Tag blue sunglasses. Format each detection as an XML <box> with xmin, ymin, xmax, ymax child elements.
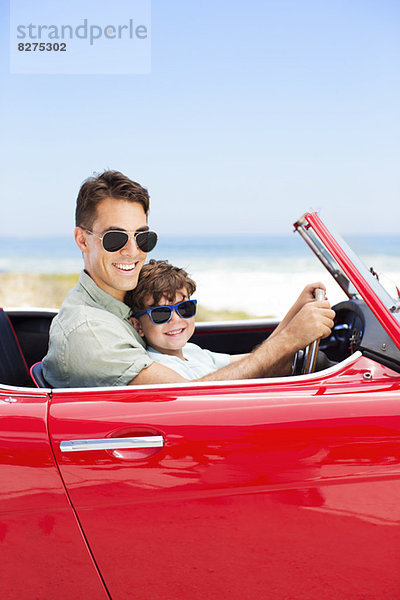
<box><xmin>134</xmin><ymin>299</ymin><xmax>197</xmax><ymax>324</ymax></box>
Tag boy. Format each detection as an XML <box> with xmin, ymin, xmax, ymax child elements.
<box><xmin>125</xmin><ymin>260</ymin><xmax>246</xmax><ymax>379</ymax></box>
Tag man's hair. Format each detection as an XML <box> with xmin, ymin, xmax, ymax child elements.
<box><xmin>125</xmin><ymin>259</ymin><xmax>196</xmax><ymax>316</ymax></box>
<box><xmin>75</xmin><ymin>170</ymin><xmax>150</xmax><ymax>229</ymax></box>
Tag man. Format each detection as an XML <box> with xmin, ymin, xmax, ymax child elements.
<box><xmin>43</xmin><ymin>170</ymin><xmax>335</xmax><ymax>387</ymax></box>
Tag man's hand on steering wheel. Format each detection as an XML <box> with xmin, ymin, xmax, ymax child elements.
<box><xmin>286</xmin><ymin>293</ymin><xmax>335</xmax><ymax>353</ymax></box>
<box><xmin>285</xmin><ymin>288</ymin><xmax>335</xmax><ymax>375</ymax></box>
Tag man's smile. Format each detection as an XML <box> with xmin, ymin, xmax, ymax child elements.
<box><xmin>113</xmin><ymin>262</ymin><xmax>139</xmax><ymax>272</ymax></box>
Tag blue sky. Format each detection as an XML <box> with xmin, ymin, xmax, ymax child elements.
<box><xmin>1</xmin><ymin>0</ymin><xmax>399</xmax><ymax>237</ymax></box>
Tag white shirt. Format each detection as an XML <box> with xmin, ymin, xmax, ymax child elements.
<box><xmin>147</xmin><ymin>342</ymin><xmax>231</xmax><ymax>380</ymax></box>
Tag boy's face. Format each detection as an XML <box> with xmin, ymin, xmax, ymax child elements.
<box><xmin>131</xmin><ymin>288</ymin><xmax>195</xmax><ymax>358</ymax></box>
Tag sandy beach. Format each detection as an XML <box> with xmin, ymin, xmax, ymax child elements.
<box><xmin>0</xmin><ymin>272</ymin><xmax>256</xmax><ymax>321</ymax></box>
<box><xmin>0</xmin><ymin>273</ymin><xmax>79</xmax><ymax>309</ymax></box>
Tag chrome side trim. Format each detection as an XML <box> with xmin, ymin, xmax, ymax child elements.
<box><xmin>53</xmin><ymin>351</ymin><xmax>364</xmax><ymax>393</ymax></box>
<box><xmin>60</xmin><ymin>436</ymin><xmax>164</xmax><ymax>452</ymax></box>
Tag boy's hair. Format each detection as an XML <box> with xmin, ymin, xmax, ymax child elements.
<box><xmin>75</xmin><ymin>170</ymin><xmax>150</xmax><ymax>229</ymax></box>
<box><xmin>125</xmin><ymin>259</ymin><xmax>196</xmax><ymax>316</ymax></box>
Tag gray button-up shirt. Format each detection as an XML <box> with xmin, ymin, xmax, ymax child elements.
<box><xmin>42</xmin><ymin>271</ymin><xmax>152</xmax><ymax>387</ymax></box>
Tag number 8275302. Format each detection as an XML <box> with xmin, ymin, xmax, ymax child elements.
<box><xmin>18</xmin><ymin>42</ymin><xmax>67</xmax><ymax>51</ymax></box>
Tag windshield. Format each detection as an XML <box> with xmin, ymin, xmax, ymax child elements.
<box><xmin>294</xmin><ymin>212</ymin><xmax>400</xmax><ymax>342</ymax></box>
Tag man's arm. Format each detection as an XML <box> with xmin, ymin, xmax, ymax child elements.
<box><xmin>130</xmin><ymin>352</ymin><xmax>250</xmax><ymax>386</ymax></box>
<box><xmin>229</xmin><ymin>282</ymin><xmax>326</xmax><ymax>362</ymax></box>
<box><xmin>130</xmin><ymin>299</ymin><xmax>335</xmax><ymax>386</ymax></box>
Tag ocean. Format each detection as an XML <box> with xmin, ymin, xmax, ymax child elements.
<box><xmin>1</xmin><ymin>233</ymin><xmax>399</xmax><ymax>318</ymax></box>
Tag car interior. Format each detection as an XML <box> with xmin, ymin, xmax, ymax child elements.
<box><xmin>2</xmin><ymin>307</ymin><xmax>279</xmax><ymax>388</ymax></box>
<box><xmin>2</xmin><ymin>297</ymin><xmax>399</xmax><ymax>389</ymax></box>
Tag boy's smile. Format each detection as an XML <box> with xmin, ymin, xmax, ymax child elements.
<box><xmin>132</xmin><ymin>288</ymin><xmax>195</xmax><ymax>359</ymax></box>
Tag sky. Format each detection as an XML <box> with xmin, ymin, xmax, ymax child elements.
<box><xmin>1</xmin><ymin>0</ymin><xmax>399</xmax><ymax>238</ymax></box>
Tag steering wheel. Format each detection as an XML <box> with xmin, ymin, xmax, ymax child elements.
<box><xmin>292</xmin><ymin>288</ymin><xmax>325</xmax><ymax>375</ymax></box>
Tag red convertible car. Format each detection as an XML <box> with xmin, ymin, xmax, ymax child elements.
<box><xmin>1</xmin><ymin>212</ymin><xmax>400</xmax><ymax>599</ymax></box>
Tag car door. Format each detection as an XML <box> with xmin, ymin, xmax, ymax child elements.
<box><xmin>48</xmin><ymin>358</ymin><xmax>400</xmax><ymax>600</ymax></box>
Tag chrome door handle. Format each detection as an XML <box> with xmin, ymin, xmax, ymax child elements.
<box><xmin>60</xmin><ymin>436</ymin><xmax>164</xmax><ymax>452</ymax></box>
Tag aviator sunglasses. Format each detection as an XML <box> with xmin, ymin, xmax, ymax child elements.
<box><xmin>85</xmin><ymin>229</ymin><xmax>158</xmax><ymax>253</ymax></box>
<box><xmin>134</xmin><ymin>299</ymin><xmax>197</xmax><ymax>325</ymax></box>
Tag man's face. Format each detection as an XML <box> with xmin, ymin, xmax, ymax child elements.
<box><xmin>132</xmin><ymin>288</ymin><xmax>195</xmax><ymax>358</ymax></box>
<box><xmin>75</xmin><ymin>197</ymin><xmax>149</xmax><ymax>301</ymax></box>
